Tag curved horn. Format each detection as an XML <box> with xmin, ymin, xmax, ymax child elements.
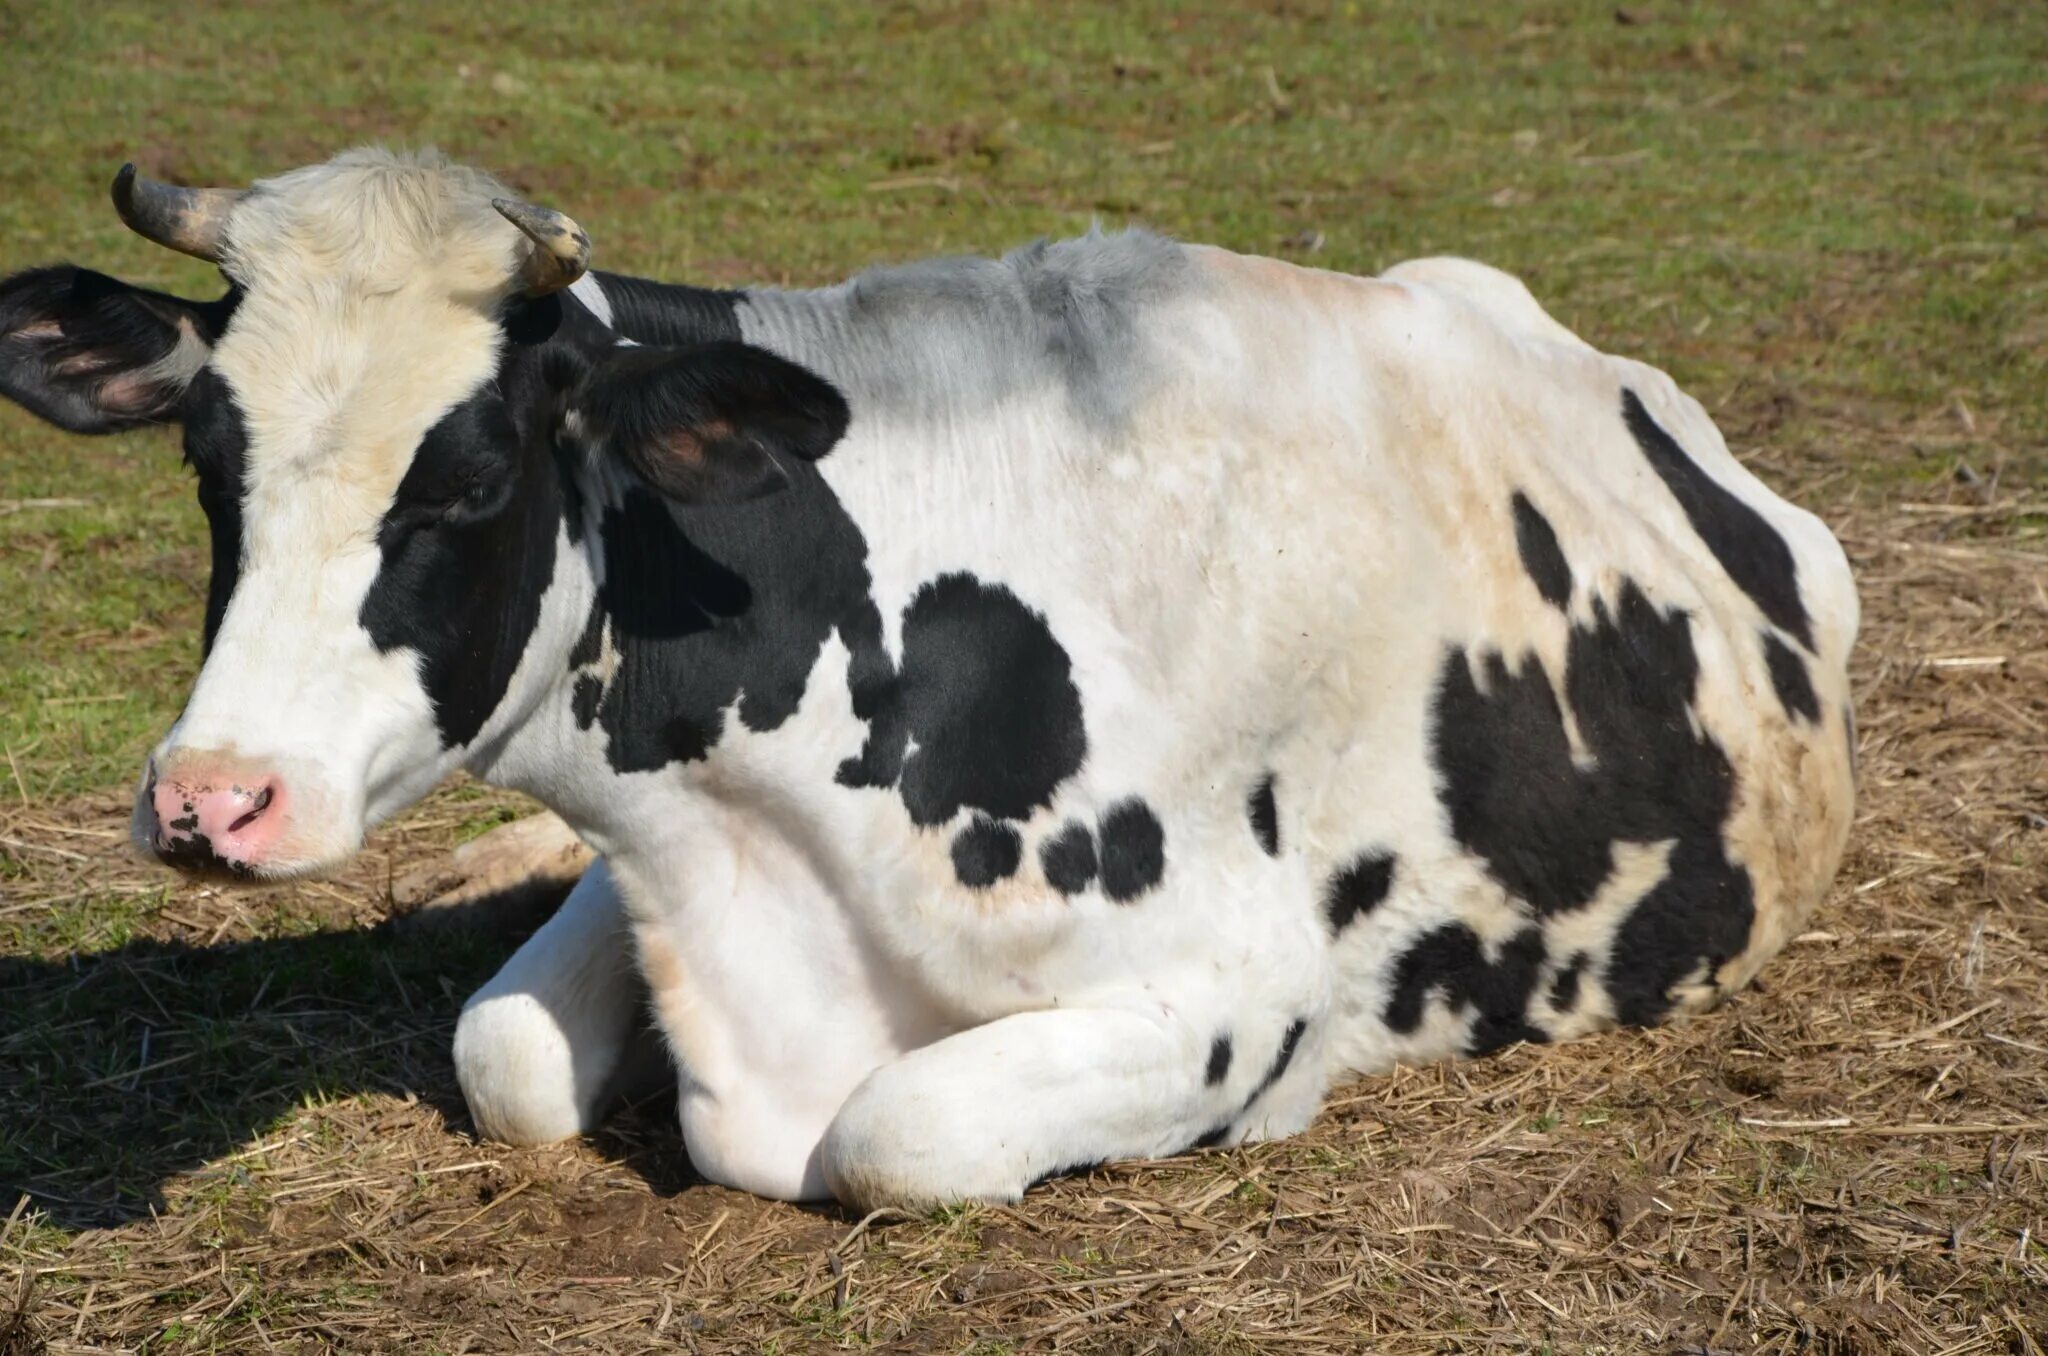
<box><xmin>492</xmin><ymin>197</ymin><xmax>591</xmax><ymax>296</ymax></box>
<box><xmin>111</xmin><ymin>163</ymin><xmax>243</xmax><ymax>262</ymax></box>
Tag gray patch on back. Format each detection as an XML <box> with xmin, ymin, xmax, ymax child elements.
<box><xmin>735</xmin><ymin>228</ymin><xmax>1197</xmax><ymax>431</ymax></box>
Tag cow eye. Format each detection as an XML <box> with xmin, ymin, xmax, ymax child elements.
<box><xmin>385</xmin><ymin>393</ymin><xmax>520</xmax><ymax>532</ymax></box>
<box><xmin>431</xmin><ymin>466</ymin><xmax>513</xmax><ymax>524</ymax></box>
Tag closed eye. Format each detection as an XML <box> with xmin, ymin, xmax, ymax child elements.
<box><xmin>414</xmin><ymin>465</ymin><xmax>512</xmax><ymax>525</ymax></box>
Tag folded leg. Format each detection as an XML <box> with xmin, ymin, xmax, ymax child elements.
<box><xmin>452</xmin><ymin>858</ymin><xmax>668</xmax><ymax>1145</ymax></box>
<box><xmin>818</xmin><ymin>999</ymin><xmax>1326</xmax><ymax>1209</ymax></box>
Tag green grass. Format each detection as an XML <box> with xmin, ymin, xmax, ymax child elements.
<box><xmin>1</xmin><ymin>0</ymin><xmax>2042</xmax><ymax>804</ymax></box>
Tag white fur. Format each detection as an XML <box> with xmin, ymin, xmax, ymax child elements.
<box><xmin>567</xmin><ymin>273</ymin><xmax>613</xmax><ymax>328</ymax></box>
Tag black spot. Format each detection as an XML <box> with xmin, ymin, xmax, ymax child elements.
<box><xmin>1204</xmin><ymin>1035</ymin><xmax>1232</xmax><ymax>1087</ymax></box>
<box><xmin>1193</xmin><ymin>1017</ymin><xmax>1309</xmax><ymax>1149</ymax></box>
<box><xmin>1843</xmin><ymin>702</ymin><xmax>1858</xmax><ymax>784</ymax></box>
<box><xmin>1324</xmin><ymin>851</ymin><xmax>1395</xmax><ymax>935</ymax></box>
<box><xmin>1249</xmin><ymin>1019</ymin><xmax>1307</xmax><ymax>1104</ymax></box>
<box><xmin>153</xmin><ymin>829</ymin><xmax>247</xmax><ymax>878</ymax></box>
<box><xmin>178</xmin><ymin>368</ymin><xmax>248</xmax><ymax>654</ymax></box>
<box><xmin>1431</xmin><ymin>577</ymin><xmax>1754</xmax><ymax>1026</ymax></box>
<box><xmin>1040</xmin><ymin>820</ymin><xmax>1098</xmax><ymax>895</ymax></box>
<box><xmin>1623</xmin><ymin>388</ymin><xmax>1812</xmax><ymax>649</ymax></box>
<box><xmin>570</xmin><ymin>674</ymin><xmax>604</xmax><ymax>730</ymax></box>
<box><xmin>1511</xmin><ymin>491</ymin><xmax>1572</xmax><ymax>608</ymax></box>
<box><xmin>1247</xmin><ymin>774</ymin><xmax>1280</xmax><ymax>856</ymax></box>
<box><xmin>1098</xmin><ymin>799</ymin><xmax>1166</xmax><ymax>903</ymax></box>
<box><xmin>1385</xmin><ymin>925</ymin><xmax>1549</xmax><ymax>1055</ymax></box>
<box><xmin>1549</xmin><ymin>952</ymin><xmax>1586</xmax><ymax>1012</ymax></box>
<box><xmin>567</xmin><ymin>598</ymin><xmax>605</xmax><ymax>669</ymax></box>
<box><xmin>951</xmin><ymin>817</ymin><xmax>1023</xmax><ymax>888</ymax></box>
<box><xmin>590</xmin><ymin>467</ymin><xmax>877</xmax><ymax>771</ymax></box>
<box><xmin>838</xmin><ymin>574</ymin><xmax>1088</xmax><ymax>827</ymax></box>
<box><xmin>1763</xmin><ymin>631</ymin><xmax>1819</xmax><ymax>724</ymax></box>
<box><xmin>359</xmin><ymin>312</ymin><xmax>577</xmax><ymax>748</ymax></box>
<box><xmin>167</xmin><ymin>815</ymin><xmax>198</xmax><ymax>833</ymax></box>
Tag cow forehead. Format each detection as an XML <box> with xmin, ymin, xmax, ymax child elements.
<box><xmin>210</xmin><ymin>286</ymin><xmax>505</xmax><ymax>511</ymax></box>
<box><xmin>205</xmin><ymin>150</ymin><xmax>522</xmax><ymax>508</ymax></box>
<box><xmin>221</xmin><ymin>147</ymin><xmax>524</xmax><ymax>298</ymax></box>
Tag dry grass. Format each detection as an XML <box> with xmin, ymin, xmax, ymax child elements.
<box><xmin>2</xmin><ymin>415</ymin><xmax>2046</xmax><ymax>1354</ymax></box>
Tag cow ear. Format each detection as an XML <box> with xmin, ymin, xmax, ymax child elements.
<box><xmin>574</xmin><ymin>341</ymin><xmax>850</xmax><ymax>506</ymax></box>
<box><xmin>0</xmin><ymin>266</ymin><xmax>224</xmax><ymax>434</ymax></box>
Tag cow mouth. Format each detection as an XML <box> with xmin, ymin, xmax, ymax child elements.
<box><xmin>151</xmin><ymin>831</ymin><xmax>260</xmax><ymax>882</ymax></box>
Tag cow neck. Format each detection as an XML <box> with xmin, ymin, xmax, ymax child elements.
<box><xmin>468</xmin><ymin>269</ymin><xmax>854</xmax><ymax>854</ymax></box>
<box><xmin>584</xmin><ymin>270</ymin><xmax>747</xmax><ymax>348</ymax></box>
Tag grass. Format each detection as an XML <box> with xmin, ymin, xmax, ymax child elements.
<box><xmin>1</xmin><ymin>1</ymin><xmax>2046</xmax><ymax>1352</ymax></box>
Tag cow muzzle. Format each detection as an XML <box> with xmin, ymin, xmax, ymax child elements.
<box><xmin>140</xmin><ymin>752</ymin><xmax>290</xmax><ymax>876</ymax></box>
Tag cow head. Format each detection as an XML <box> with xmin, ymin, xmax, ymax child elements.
<box><xmin>0</xmin><ymin>149</ymin><xmax>847</xmax><ymax>878</ymax></box>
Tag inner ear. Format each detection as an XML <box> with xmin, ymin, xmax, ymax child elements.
<box><xmin>660</xmin><ymin>418</ymin><xmax>733</xmax><ymax>473</ymax></box>
<box><xmin>646</xmin><ymin>417</ymin><xmax>788</xmax><ymax>505</ymax></box>
<box><xmin>576</xmin><ymin>341</ymin><xmax>850</xmax><ymax>507</ymax></box>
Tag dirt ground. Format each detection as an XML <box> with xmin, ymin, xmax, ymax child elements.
<box><xmin>2</xmin><ymin>400</ymin><xmax>2045</xmax><ymax>1354</ymax></box>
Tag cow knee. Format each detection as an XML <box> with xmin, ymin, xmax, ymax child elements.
<box><xmin>453</xmin><ymin>991</ymin><xmax>595</xmax><ymax>1146</ymax></box>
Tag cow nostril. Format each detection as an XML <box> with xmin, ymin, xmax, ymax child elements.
<box><xmin>228</xmin><ymin>784</ymin><xmax>274</xmax><ymax>834</ymax></box>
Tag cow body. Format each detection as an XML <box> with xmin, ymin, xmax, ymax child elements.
<box><xmin>0</xmin><ymin>150</ymin><xmax>1856</xmax><ymax>1207</ymax></box>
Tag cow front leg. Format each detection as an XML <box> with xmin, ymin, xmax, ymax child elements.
<box><xmin>452</xmin><ymin>858</ymin><xmax>668</xmax><ymax>1145</ymax></box>
<box><xmin>818</xmin><ymin>1002</ymin><xmax>1327</xmax><ymax>1209</ymax></box>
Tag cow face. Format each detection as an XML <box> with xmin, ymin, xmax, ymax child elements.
<box><xmin>0</xmin><ymin>149</ymin><xmax>847</xmax><ymax>878</ymax></box>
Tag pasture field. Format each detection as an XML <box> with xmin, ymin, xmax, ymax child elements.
<box><xmin>2</xmin><ymin>1</ymin><xmax>2045</xmax><ymax>1351</ymax></box>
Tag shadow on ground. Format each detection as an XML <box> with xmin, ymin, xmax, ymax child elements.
<box><xmin>0</xmin><ymin>885</ymin><xmax>701</xmax><ymax>1231</ymax></box>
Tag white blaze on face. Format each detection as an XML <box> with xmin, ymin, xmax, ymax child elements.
<box><xmin>141</xmin><ymin>150</ymin><xmax>530</xmax><ymax>876</ymax></box>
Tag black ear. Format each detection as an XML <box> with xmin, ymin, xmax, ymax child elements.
<box><xmin>0</xmin><ymin>266</ymin><xmax>227</xmax><ymax>434</ymax></box>
<box><xmin>573</xmin><ymin>341</ymin><xmax>850</xmax><ymax>505</ymax></box>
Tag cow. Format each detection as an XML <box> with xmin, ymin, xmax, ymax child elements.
<box><xmin>0</xmin><ymin>148</ymin><xmax>1857</xmax><ymax>1208</ymax></box>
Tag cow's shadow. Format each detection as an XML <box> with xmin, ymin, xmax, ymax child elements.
<box><xmin>0</xmin><ymin>888</ymin><xmax>696</xmax><ymax>1232</ymax></box>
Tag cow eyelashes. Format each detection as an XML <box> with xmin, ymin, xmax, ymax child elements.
<box><xmin>370</xmin><ymin>469</ymin><xmax>508</xmax><ymax>542</ymax></box>
<box><xmin>416</xmin><ymin>471</ymin><xmax>508</xmax><ymax>524</ymax></box>
<box><xmin>449</xmin><ymin>473</ymin><xmax>496</xmax><ymax>511</ymax></box>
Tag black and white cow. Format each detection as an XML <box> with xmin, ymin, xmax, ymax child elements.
<box><xmin>0</xmin><ymin>149</ymin><xmax>1858</xmax><ymax>1207</ymax></box>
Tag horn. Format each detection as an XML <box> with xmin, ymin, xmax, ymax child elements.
<box><xmin>111</xmin><ymin>164</ymin><xmax>243</xmax><ymax>262</ymax></box>
<box><xmin>492</xmin><ymin>197</ymin><xmax>591</xmax><ymax>296</ymax></box>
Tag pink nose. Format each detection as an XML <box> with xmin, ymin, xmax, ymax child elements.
<box><xmin>148</xmin><ymin>771</ymin><xmax>286</xmax><ymax>873</ymax></box>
